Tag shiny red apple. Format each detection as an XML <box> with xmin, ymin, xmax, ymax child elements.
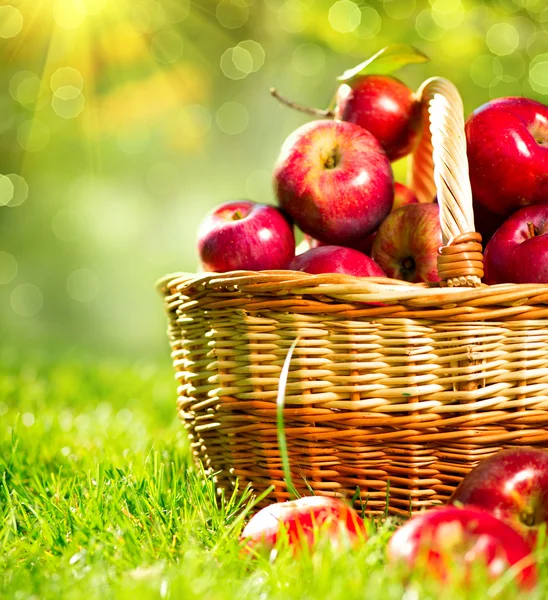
<box><xmin>240</xmin><ymin>495</ymin><xmax>367</xmax><ymax>556</ymax></box>
<box><xmin>483</xmin><ymin>204</ymin><xmax>548</xmax><ymax>284</ymax></box>
<box><xmin>371</xmin><ymin>202</ymin><xmax>441</xmax><ymax>283</ymax></box>
<box><xmin>352</xmin><ymin>182</ymin><xmax>420</xmax><ymax>255</ymax></box>
<box><xmin>450</xmin><ymin>447</ymin><xmax>548</xmax><ymax>547</ymax></box>
<box><xmin>466</xmin><ymin>97</ymin><xmax>548</xmax><ymax>216</ymax></box>
<box><xmin>197</xmin><ymin>200</ymin><xmax>295</xmax><ymax>272</ymax></box>
<box><xmin>387</xmin><ymin>506</ymin><xmax>537</xmax><ymax>589</ymax></box>
<box><xmin>335</xmin><ymin>75</ymin><xmax>422</xmax><ymax>161</ymax></box>
<box><xmin>297</xmin><ymin>182</ymin><xmax>419</xmax><ymax>256</ymax></box>
<box><xmin>274</xmin><ymin>119</ymin><xmax>394</xmax><ymax>246</ymax></box>
<box><xmin>288</xmin><ymin>245</ymin><xmax>386</xmax><ymax>277</ymax></box>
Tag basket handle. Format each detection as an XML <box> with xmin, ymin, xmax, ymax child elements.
<box><xmin>409</xmin><ymin>77</ymin><xmax>484</xmax><ymax>288</ymax></box>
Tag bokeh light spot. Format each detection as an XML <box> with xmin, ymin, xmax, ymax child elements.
<box><xmin>216</xmin><ymin>102</ymin><xmax>249</xmax><ymax>135</ymax></box>
<box><xmin>486</xmin><ymin>23</ymin><xmax>519</xmax><ymax>56</ymax></box>
<box><xmin>431</xmin><ymin>0</ymin><xmax>464</xmax><ymax>29</ymax></box>
<box><xmin>22</xmin><ymin>413</ymin><xmax>35</xmax><ymax>427</ymax></box>
<box><xmin>238</xmin><ymin>40</ymin><xmax>265</xmax><ymax>72</ymax></box>
<box><xmin>3</xmin><ymin>174</ymin><xmax>29</xmax><ymax>207</ymax></box>
<box><xmin>18</xmin><ymin>120</ymin><xmax>50</xmax><ymax>152</ymax></box>
<box><xmin>293</xmin><ymin>43</ymin><xmax>325</xmax><ymax>76</ymax></box>
<box><xmin>221</xmin><ymin>47</ymin><xmax>251</xmax><ymax>80</ymax></box>
<box><xmin>353</xmin><ymin>6</ymin><xmax>381</xmax><ymax>39</ymax></box>
<box><xmin>415</xmin><ymin>9</ymin><xmax>444</xmax><ymax>41</ymax></box>
<box><xmin>132</xmin><ymin>0</ymin><xmax>166</xmax><ymax>33</ymax></box>
<box><xmin>278</xmin><ymin>0</ymin><xmax>309</xmax><ymax>33</ymax></box>
<box><xmin>163</xmin><ymin>0</ymin><xmax>190</xmax><ymax>22</ymax></box>
<box><xmin>329</xmin><ymin>0</ymin><xmax>361</xmax><ymax>33</ymax></box>
<box><xmin>145</xmin><ymin>162</ymin><xmax>180</xmax><ymax>196</ymax></box>
<box><xmin>151</xmin><ymin>30</ymin><xmax>184</xmax><ymax>63</ymax></box>
<box><xmin>530</xmin><ymin>55</ymin><xmax>548</xmax><ymax>94</ymax></box>
<box><xmin>0</xmin><ymin>175</ymin><xmax>14</xmax><ymax>206</ymax></box>
<box><xmin>14</xmin><ymin>74</ymin><xmax>42</xmax><ymax>108</ymax></box>
<box><xmin>51</xmin><ymin>209</ymin><xmax>85</xmax><ymax>242</ymax></box>
<box><xmin>0</xmin><ymin>6</ymin><xmax>23</xmax><ymax>39</ymax></box>
<box><xmin>221</xmin><ymin>40</ymin><xmax>264</xmax><ymax>80</ymax></box>
<box><xmin>216</xmin><ymin>0</ymin><xmax>249</xmax><ymax>29</ymax></box>
<box><xmin>11</xmin><ymin>283</ymin><xmax>43</xmax><ymax>317</ymax></box>
<box><xmin>51</xmin><ymin>67</ymin><xmax>84</xmax><ymax>92</ymax></box>
<box><xmin>53</xmin><ymin>0</ymin><xmax>86</xmax><ymax>30</ymax></box>
<box><xmin>470</xmin><ymin>54</ymin><xmax>503</xmax><ymax>88</ymax></box>
<box><xmin>52</xmin><ymin>89</ymin><xmax>85</xmax><ymax>119</ymax></box>
<box><xmin>383</xmin><ymin>0</ymin><xmax>415</xmax><ymax>20</ymax></box>
<box><xmin>0</xmin><ymin>251</ymin><xmax>17</xmax><ymax>285</ymax></box>
<box><xmin>67</xmin><ymin>268</ymin><xmax>99</xmax><ymax>302</ymax></box>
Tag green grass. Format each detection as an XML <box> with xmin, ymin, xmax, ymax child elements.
<box><xmin>1</xmin><ymin>349</ymin><xmax>547</xmax><ymax>600</ymax></box>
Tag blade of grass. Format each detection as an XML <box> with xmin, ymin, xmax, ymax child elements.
<box><xmin>276</xmin><ymin>337</ymin><xmax>300</xmax><ymax>500</ymax></box>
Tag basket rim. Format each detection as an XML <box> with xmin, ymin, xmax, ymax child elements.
<box><xmin>157</xmin><ymin>270</ymin><xmax>548</xmax><ymax>311</ymax></box>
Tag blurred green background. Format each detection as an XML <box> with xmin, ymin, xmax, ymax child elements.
<box><xmin>0</xmin><ymin>0</ymin><xmax>547</xmax><ymax>363</ymax></box>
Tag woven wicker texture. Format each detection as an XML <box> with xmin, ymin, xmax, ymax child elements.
<box><xmin>158</xmin><ymin>78</ymin><xmax>548</xmax><ymax>515</ymax></box>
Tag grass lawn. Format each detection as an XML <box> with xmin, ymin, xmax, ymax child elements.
<box><xmin>1</xmin><ymin>348</ymin><xmax>547</xmax><ymax>599</ymax></box>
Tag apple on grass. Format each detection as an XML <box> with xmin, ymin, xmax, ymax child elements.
<box><xmin>483</xmin><ymin>204</ymin><xmax>548</xmax><ymax>284</ymax></box>
<box><xmin>387</xmin><ymin>506</ymin><xmax>537</xmax><ymax>590</ymax></box>
<box><xmin>371</xmin><ymin>202</ymin><xmax>442</xmax><ymax>283</ymax></box>
<box><xmin>197</xmin><ymin>200</ymin><xmax>295</xmax><ymax>273</ymax></box>
<box><xmin>449</xmin><ymin>447</ymin><xmax>548</xmax><ymax>547</ymax></box>
<box><xmin>274</xmin><ymin>119</ymin><xmax>394</xmax><ymax>246</ymax></box>
<box><xmin>466</xmin><ymin>97</ymin><xmax>548</xmax><ymax>216</ymax></box>
<box><xmin>335</xmin><ymin>75</ymin><xmax>422</xmax><ymax>161</ymax></box>
<box><xmin>288</xmin><ymin>245</ymin><xmax>386</xmax><ymax>277</ymax></box>
<box><xmin>240</xmin><ymin>495</ymin><xmax>367</xmax><ymax>557</ymax></box>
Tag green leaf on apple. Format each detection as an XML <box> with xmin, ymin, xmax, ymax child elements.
<box><xmin>337</xmin><ymin>44</ymin><xmax>429</xmax><ymax>83</ymax></box>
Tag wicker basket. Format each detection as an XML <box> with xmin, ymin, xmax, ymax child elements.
<box><xmin>158</xmin><ymin>78</ymin><xmax>548</xmax><ymax>516</ymax></box>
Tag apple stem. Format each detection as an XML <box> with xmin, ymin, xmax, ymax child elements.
<box><xmin>527</xmin><ymin>222</ymin><xmax>537</xmax><ymax>237</ymax></box>
<box><xmin>270</xmin><ymin>87</ymin><xmax>335</xmax><ymax>118</ymax></box>
<box><xmin>232</xmin><ymin>210</ymin><xmax>243</xmax><ymax>221</ymax></box>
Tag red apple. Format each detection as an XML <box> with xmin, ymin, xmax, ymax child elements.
<box><xmin>466</xmin><ymin>97</ymin><xmax>548</xmax><ymax>216</ymax></box>
<box><xmin>352</xmin><ymin>182</ymin><xmax>420</xmax><ymax>255</ymax></box>
<box><xmin>197</xmin><ymin>200</ymin><xmax>295</xmax><ymax>272</ymax></box>
<box><xmin>335</xmin><ymin>75</ymin><xmax>422</xmax><ymax>162</ymax></box>
<box><xmin>274</xmin><ymin>119</ymin><xmax>394</xmax><ymax>246</ymax></box>
<box><xmin>449</xmin><ymin>447</ymin><xmax>548</xmax><ymax>547</ymax></box>
<box><xmin>371</xmin><ymin>203</ymin><xmax>441</xmax><ymax>283</ymax></box>
<box><xmin>240</xmin><ymin>495</ymin><xmax>367</xmax><ymax>556</ymax></box>
<box><xmin>483</xmin><ymin>204</ymin><xmax>548</xmax><ymax>284</ymax></box>
<box><xmin>387</xmin><ymin>506</ymin><xmax>537</xmax><ymax>589</ymax></box>
<box><xmin>288</xmin><ymin>245</ymin><xmax>386</xmax><ymax>277</ymax></box>
<box><xmin>297</xmin><ymin>182</ymin><xmax>419</xmax><ymax>256</ymax></box>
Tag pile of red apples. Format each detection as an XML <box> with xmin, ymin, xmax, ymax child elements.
<box><xmin>197</xmin><ymin>47</ymin><xmax>548</xmax><ymax>285</ymax></box>
<box><xmin>240</xmin><ymin>447</ymin><xmax>548</xmax><ymax>591</ymax></box>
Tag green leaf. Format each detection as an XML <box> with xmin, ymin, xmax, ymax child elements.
<box><xmin>337</xmin><ymin>44</ymin><xmax>429</xmax><ymax>83</ymax></box>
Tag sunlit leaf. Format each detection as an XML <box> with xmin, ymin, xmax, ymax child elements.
<box><xmin>337</xmin><ymin>44</ymin><xmax>429</xmax><ymax>82</ymax></box>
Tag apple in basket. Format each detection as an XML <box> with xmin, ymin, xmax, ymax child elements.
<box><xmin>335</xmin><ymin>75</ymin><xmax>422</xmax><ymax>161</ymax></box>
<box><xmin>240</xmin><ymin>495</ymin><xmax>367</xmax><ymax>556</ymax></box>
<box><xmin>483</xmin><ymin>204</ymin><xmax>548</xmax><ymax>284</ymax></box>
<box><xmin>274</xmin><ymin>119</ymin><xmax>394</xmax><ymax>246</ymax></box>
<box><xmin>449</xmin><ymin>447</ymin><xmax>548</xmax><ymax>547</ymax></box>
<box><xmin>197</xmin><ymin>200</ymin><xmax>295</xmax><ymax>272</ymax></box>
<box><xmin>387</xmin><ymin>506</ymin><xmax>537</xmax><ymax>589</ymax></box>
<box><xmin>287</xmin><ymin>245</ymin><xmax>386</xmax><ymax>277</ymax></box>
<box><xmin>296</xmin><ymin>182</ymin><xmax>419</xmax><ymax>256</ymax></box>
<box><xmin>466</xmin><ymin>97</ymin><xmax>548</xmax><ymax>216</ymax></box>
<box><xmin>371</xmin><ymin>202</ymin><xmax>442</xmax><ymax>283</ymax></box>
